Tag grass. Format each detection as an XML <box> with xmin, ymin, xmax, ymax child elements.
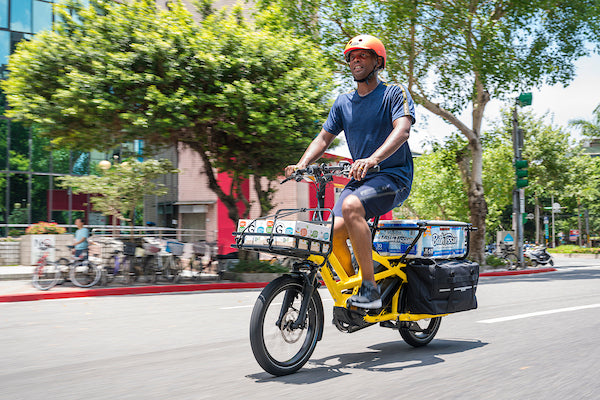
<box><xmin>548</xmin><ymin>245</ymin><xmax>600</xmax><ymax>254</ymax></box>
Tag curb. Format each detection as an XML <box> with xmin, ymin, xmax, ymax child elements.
<box><xmin>0</xmin><ymin>282</ymin><xmax>270</xmax><ymax>303</ymax></box>
<box><xmin>479</xmin><ymin>267</ymin><xmax>556</xmax><ymax>277</ymax></box>
<box><xmin>0</xmin><ymin>267</ymin><xmax>558</xmax><ymax>303</ymax></box>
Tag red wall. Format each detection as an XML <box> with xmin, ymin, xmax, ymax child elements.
<box><xmin>217</xmin><ymin>172</ymin><xmax>250</xmax><ymax>255</ymax></box>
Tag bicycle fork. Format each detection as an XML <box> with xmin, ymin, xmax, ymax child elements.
<box><xmin>276</xmin><ymin>266</ymin><xmax>321</xmax><ymax>331</ymax></box>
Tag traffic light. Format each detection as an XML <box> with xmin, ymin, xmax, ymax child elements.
<box><xmin>515</xmin><ymin>159</ymin><xmax>528</xmax><ymax>188</ymax></box>
<box><xmin>517</xmin><ymin>92</ymin><xmax>532</xmax><ymax>106</ymax></box>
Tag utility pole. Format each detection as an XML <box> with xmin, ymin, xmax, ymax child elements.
<box><xmin>512</xmin><ymin>92</ymin><xmax>532</xmax><ymax>268</ymax></box>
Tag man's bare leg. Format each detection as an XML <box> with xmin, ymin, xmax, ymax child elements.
<box><xmin>332</xmin><ymin>217</ymin><xmax>355</xmax><ymax>277</ymax></box>
<box><xmin>341</xmin><ymin>195</ymin><xmax>374</xmax><ymax>283</ymax></box>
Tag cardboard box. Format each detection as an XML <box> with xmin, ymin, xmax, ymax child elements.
<box><xmin>373</xmin><ymin>220</ymin><xmax>467</xmax><ymax>259</ymax></box>
<box><xmin>272</xmin><ymin>220</ymin><xmax>298</xmax><ymax>247</ymax></box>
<box><xmin>237</xmin><ymin>219</ymin><xmax>275</xmax><ymax>245</ymax></box>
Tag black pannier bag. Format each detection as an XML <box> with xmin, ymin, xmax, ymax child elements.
<box><xmin>405</xmin><ymin>258</ymin><xmax>479</xmax><ymax>315</ymax></box>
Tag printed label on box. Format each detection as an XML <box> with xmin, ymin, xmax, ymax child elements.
<box><xmin>373</xmin><ymin>220</ymin><xmax>467</xmax><ymax>259</ymax></box>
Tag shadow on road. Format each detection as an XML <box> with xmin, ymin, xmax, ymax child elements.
<box><xmin>248</xmin><ymin>338</ymin><xmax>488</xmax><ymax>384</ymax></box>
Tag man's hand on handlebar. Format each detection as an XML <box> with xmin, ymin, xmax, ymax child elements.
<box><xmin>284</xmin><ymin>164</ymin><xmax>306</xmax><ymax>178</ymax></box>
<box><xmin>349</xmin><ymin>157</ymin><xmax>379</xmax><ymax>181</ymax></box>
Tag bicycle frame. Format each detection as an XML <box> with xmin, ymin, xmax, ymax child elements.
<box><xmin>235</xmin><ymin>164</ymin><xmax>473</xmax><ymax>329</ymax></box>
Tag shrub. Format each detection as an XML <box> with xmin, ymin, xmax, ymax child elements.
<box><xmin>549</xmin><ymin>245</ymin><xmax>600</xmax><ymax>254</ymax></box>
<box><xmin>25</xmin><ymin>222</ymin><xmax>66</xmax><ymax>235</ymax></box>
<box><xmin>485</xmin><ymin>254</ymin><xmax>507</xmax><ymax>268</ymax></box>
<box><xmin>230</xmin><ymin>259</ymin><xmax>289</xmax><ymax>274</ymax></box>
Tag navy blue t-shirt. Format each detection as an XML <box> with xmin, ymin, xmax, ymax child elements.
<box><xmin>323</xmin><ymin>81</ymin><xmax>416</xmax><ymax>189</ymax></box>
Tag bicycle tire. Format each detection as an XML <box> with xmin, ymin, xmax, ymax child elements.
<box><xmin>249</xmin><ymin>274</ymin><xmax>324</xmax><ymax>376</ymax></box>
<box><xmin>32</xmin><ymin>260</ymin><xmax>61</xmax><ymax>290</ymax></box>
<box><xmin>504</xmin><ymin>253</ymin><xmax>518</xmax><ymax>270</ymax></box>
<box><xmin>70</xmin><ymin>260</ymin><xmax>102</xmax><ymax>288</ymax></box>
<box><xmin>399</xmin><ymin>317</ymin><xmax>442</xmax><ymax>347</ymax></box>
<box><xmin>162</xmin><ymin>255</ymin><xmax>181</xmax><ymax>282</ymax></box>
<box><xmin>122</xmin><ymin>255</ymin><xmax>137</xmax><ymax>285</ymax></box>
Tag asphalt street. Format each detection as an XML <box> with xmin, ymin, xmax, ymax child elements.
<box><xmin>0</xmin><ymin>259</ymin><xmax>598</xmax><ymax>400</ymax></box>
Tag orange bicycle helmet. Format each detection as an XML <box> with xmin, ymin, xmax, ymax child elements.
<box><xmin>343</xmin><ymin>34</ymin><xmax>386</xmax><ymax>69</ymax></box>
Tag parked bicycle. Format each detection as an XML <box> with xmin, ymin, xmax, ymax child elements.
<box><xmin>138</xmin><ymin>238</ymin><xmax>184</xmax><ymax>283</ymax></box>
<box><xmin>234</xmin><ymin>162</ymin><xmax>479</xmax><ymax>376</ymax></box>
<box><xmin>180</xmin><ymin>241</ymin><xmax>219</xmax><ymax>280</ymax></box>
<box><xmin>65</xmin><ymin>246</ymin><xmax>102</xmax><ymax>287</ymax></box>
<box><xmin>96</xmin><ymin>238</ymin><xmax>139</xmax><ymax>286</ymax></box>
<box><xmin>496</xmin><ymin>243</ymin><xmax>518</xmax><ymax>269</ymax></box>
<box><xmin>32</xmin><ymin>244</ymin><xmax>64</xmax><ymax>290</ymax></box>
<box><xmin>32</xmin><ymin>245</ymin><xmax>101</xmax><ymax>290</ymax></box>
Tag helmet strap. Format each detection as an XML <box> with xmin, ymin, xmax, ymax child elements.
<box><xmin>353</xmin><ymin>54</ymin><xmax>382</xmax><ymax>84</ymax></box>
<box><xmin>354</xmin><ymin>66</ymin><xmax>377</xmax><ymax>84</ymax></box>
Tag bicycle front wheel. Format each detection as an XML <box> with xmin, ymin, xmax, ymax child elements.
<box><xmin>249</xmin><ymin>274</ymin><xmax>324</xmax><ymax>376</ymax></box>
<box><xmin>32</xmin><ymin>261</ymin><xmax>61</xmax><ymax>290</ymax></box>
<box><xmin>70</xmin><ymin>261</ymin><xmax>102</xmax><ymax>288</ymax></box>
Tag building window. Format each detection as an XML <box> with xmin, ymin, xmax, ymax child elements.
<box><xmin>0</xmin><ymin>0</ymin><xmax>8</xmax><ymax>29</ymax></box>
<box><xmin>10</xmin><ymin>0</ymin><xmax>32</xmax><ymax>33</ymax></box>
<box><xmin>0</xmin><ymin>30</ymin><xmax>9</xmax><ymax>66</ymax></box>
<box><xmin>33</xmin><ymin>0</ymin><xmax>52</xmax><ymax>33</ymax></box>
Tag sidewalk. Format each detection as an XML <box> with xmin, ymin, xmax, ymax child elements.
<box><xmin>0</xmin><ymin>266</ymin><xmax>269</xmax><ymax>303</ymax></box>
<box><xmin>0</xmin><ymin>259</ymin><xmax>564</xmax><ymax>303</ymax></box>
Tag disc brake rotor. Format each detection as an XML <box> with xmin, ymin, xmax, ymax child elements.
<box><xmin>280</xmin><ymin>309</ymin><xmax>303</xmax><ymax>343</ymax></box>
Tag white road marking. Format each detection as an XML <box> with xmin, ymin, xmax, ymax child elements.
<box><xmin>220</xmin><ymin>298</ymin><xmax>333</xmax><ymax>310</ymax></box>
<box><xmin>478</xmin><ymin>303</ymin><xmax>600</xmax><ymax>324</ymax></box>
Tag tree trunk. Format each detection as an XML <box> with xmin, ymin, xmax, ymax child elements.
<box><xmin>188</xmin><ymin>143</ymin><xmax>250</xmax><ymax>226</ymax></box>
<box><xmin>414</xmin><ymin>95</ymin><xmax>488</xmax><ymax>265</ymax></box>
<box><xmin>466</xmin><ymin>138</ymin><xmax>487</xmax><ymax>265</ymax></box>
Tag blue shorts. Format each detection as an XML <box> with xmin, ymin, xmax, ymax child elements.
<box><xmin>332</xmin><ymin>174</ymin><xmax>410</xmax><ymax>220</ymax></box>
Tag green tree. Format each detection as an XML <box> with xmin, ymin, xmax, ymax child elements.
<box><xmin>399</xmin><ymin>137</ymin><xmax>469</xmax><ymax>221</ymax></box>
<box><xmin>569</xmin><ymin>104</ymin><xmax>600</xmax><ymax>138</ymax></box>
<box><xmin>2</xmin><ymin>0</ymin><xmax>333</xmax><ymax>225</ymax></box>
<box><xmin>58</xmin><ymin>158</ymin><xmax>179</xmax><ymax>234</ymax></box>
<box><xmin>259</xmin><ymin>0</ymin><xmax>600</xmax><ymax>263</ymax></box>
<box><xmin>400</xmin><ymin>132</ymin><xmax>514</xmax><ymax>245</ymax></box>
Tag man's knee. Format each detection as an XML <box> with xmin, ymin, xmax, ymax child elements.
<box><xmin>341</xmin><ymin>195</ymin><xmax>365</xmax><ymax>219</ymax></box>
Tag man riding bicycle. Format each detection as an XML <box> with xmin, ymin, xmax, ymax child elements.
<box><xmin>285</xmin><ymin>34</ymin><xmax>416</xmax><ymax>309</ymax></box>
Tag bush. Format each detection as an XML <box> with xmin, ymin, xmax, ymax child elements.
<box><xmin>549</xmin><ymin>245</ymin><xmax>600</xmax><ymax>254</ymax></box>
<box><xmin>25</xmin><ymin>222</ymin><xmax>66</xmax><ymax>235</ymax></box>
<box><xmin>230</xmin><ymin>259</ymin><xmax>289</xmax><ymax>274</ymax></box>
<box><xmin>485</xmin><ymin>254</ymin><xmax>507</xmax><ymax>268</ymax></box>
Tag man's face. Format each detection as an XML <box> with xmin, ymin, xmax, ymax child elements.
<box><xmin>75</xmin><ymin>219</ymin><xmax>83</xmax><ymax>228</ymax></box>
<box><xmin>347</xmin><ymin>50</ymin><xmax>379</xmax><ymax>81</ymax></box>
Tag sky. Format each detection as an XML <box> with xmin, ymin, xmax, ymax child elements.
<box><xmin>329</xmin><ymin>52</ymin><xmax>600</xmax><ymax>156</ymax></box>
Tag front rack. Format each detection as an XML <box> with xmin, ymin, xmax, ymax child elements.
<box><xmin>232</xmin><ymin>208</ymin><xmax>334</xmax><ymax>259</ymax></box>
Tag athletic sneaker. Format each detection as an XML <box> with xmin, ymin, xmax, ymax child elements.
<box><xmin>348</xmin><ymin>281</ymin><xmax>382</xmax><ymax>309</ymax></box>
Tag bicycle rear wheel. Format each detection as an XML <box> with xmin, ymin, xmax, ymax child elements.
<box><xmin>399</xmin><ymin>317</ymin><xmax>442</xmax><ymax>347</ymax></box>
<box><xmin>32</xmin><ymin>261</ymin><xmax>61</xmax><ymax>290</ymax></box>
<box><xmin>70</xmin><ymin>261</ymin><xmax>102</xmax><ymax>288</ymax></box>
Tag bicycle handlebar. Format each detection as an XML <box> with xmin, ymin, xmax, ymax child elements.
<box><xmin>281</xmin><ymin>162</ymin><xmax>380</xmax><ymax>184</ymax></box>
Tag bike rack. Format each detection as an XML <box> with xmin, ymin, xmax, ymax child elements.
<box><xmin>232</xmin><ymin>208</ymin><xmax>334</xmax><ymax>266</ymax></box>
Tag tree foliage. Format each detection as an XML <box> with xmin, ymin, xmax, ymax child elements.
<box><xmin>256</xmin><ymin>0</ymin><xmax>600</xmax><ymax>262</ymax></box>
<box><xmin>58</xmin><ymin>158</ymin><xmax>179</xmax><ymax>233</ymax></box>
<box><xmin>569</xmin><ymin>104</ymin><xmax>600</xmax><ymax>138</ymax></box>
<box><xmin>1</xmin><ymin>0</ymin><xmax>333</xmax><ymax>224</ymax></box>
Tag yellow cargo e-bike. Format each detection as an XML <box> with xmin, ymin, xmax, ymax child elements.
<box><xmin>234</xmin><ymin>162</ymin><xmax>478</xmax><ymax>376</ymax></box>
